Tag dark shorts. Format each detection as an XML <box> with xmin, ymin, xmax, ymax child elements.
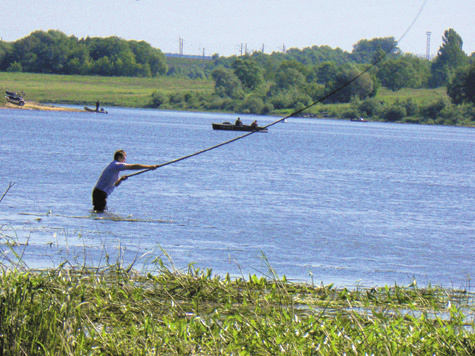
<box><xmin>92</xmin><ymin>188</ymin><xmax>108</xmax><ymax>212</ymax></box>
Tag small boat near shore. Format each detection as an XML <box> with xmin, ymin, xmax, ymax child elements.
<box><xmin>84</xmin><ymin>106</ymin><xmax>108</xmax><ymax>114</ymax></box>
<box><xmin>4</xmin><ymin>91</ymin><xmax>25</xmax><ymax>106</ymax></box>
<box><xmin>212</xmin><ymin>122</ymin><xmax>268</xmax><ymax>132</ymax></box>
<box><xmin>350</xmin><ymin>117</ymin><xmax>366</xmax><ymax>122</ymax></box>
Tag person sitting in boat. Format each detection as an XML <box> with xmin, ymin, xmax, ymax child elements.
<box><xmin>251</xmin><ymin>120</ymin><xmax>258</xmax><ymax>129</ymax></box>
<box><xmin>95</xmin><ymin>100</ymin><xmax>100</xmax><ymax>112</ymax></box>
<box><xmin>235</xmin><ymin>117</ymin><xmax>243</xmax><ymax>126</ymax></box>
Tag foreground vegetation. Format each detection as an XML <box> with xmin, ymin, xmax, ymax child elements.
<box><xmin>0</xmin><ymin>257</ymin><xmax>474</xmax><ymax>355</ymax></box>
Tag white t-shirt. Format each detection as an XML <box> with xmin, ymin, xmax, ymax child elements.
<box><xmin>94</xmin><ymin>160</ymin><xmax>127</xmax><ymax>195</ymax></box>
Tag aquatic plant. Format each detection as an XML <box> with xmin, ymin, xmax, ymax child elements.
<box><xmin>0</xmin><ymin>252</ymin><xmax>474</xmax><ymax>355</ymax></box>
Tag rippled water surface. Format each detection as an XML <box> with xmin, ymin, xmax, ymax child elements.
<box><xmin>1</xmin><ymin>107</ymin><xmax>473</xmax><ymax>288</ymax></box>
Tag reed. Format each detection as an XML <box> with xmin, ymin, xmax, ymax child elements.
<box><xmin>0</xmin><ymin>250</ymin><xmax>474</xmax><ymax>355</ymax></box>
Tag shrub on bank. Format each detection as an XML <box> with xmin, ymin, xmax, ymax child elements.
<box><xmin>383</xmin><ymin>105</ymin><xmax>407</xmax><ymax>122</ymax></box>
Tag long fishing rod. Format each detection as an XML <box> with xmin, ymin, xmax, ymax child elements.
<box><xmin>126</xmin><ymin>0</ymin><xmax>428</xmax><ymax>179</ymax></box>
<box><xmin>125</xmin><ymin>129</ymin><xmax>263</xmax><ymax>178</ymax></box>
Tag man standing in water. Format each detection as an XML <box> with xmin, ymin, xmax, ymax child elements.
<box><xmin>92</xmin><ymin>149</ymin><xmax>158</xmax><ymax>212</ymax></box>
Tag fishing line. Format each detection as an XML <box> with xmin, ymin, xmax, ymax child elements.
<box><xmin>126</xmin><ymin>0</ymin><xmax>428</xmax><ymax>179</ymax></box>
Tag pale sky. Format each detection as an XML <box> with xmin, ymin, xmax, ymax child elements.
<box><xmin>1</xmin><ymin>0</ymin><xmax>473</xmax><ymax>58</ymax></box>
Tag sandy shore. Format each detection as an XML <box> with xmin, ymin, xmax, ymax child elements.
<box><xmin>1</xmin><ymin>101</ymin><xmax>83</xmax><ymax>112</ymax></box>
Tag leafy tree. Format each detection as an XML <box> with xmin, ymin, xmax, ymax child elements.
<box><xmin>11</xmin><ymin>30</ymin><xmax>73</xmax><ymax>73</ymax></box>
<box><xmin>377</xmin><ymin>55</ymin><xmax>430</xmax><ymax>91</ymax></box>
<box><xmin>211</xmin><ymin>67</ymin><xmax>243</xmax><ymax>99</ymax></box>
<box><xmin>274</xmin><ymin>61</ymin><xmax>307</xmax><ymax>89</ymax></box>
<box><xmin>429</xmin><ymin>28</ymin><xmax>468</xmax><ymax>87</ymax></box>
<box><xmin>6</xmin><ymin>61</ymin><xmax>22</xmax><ymax>72</ymax></box>
<box><xmin>351</xmin><ymin>37</ymin><xmax>400</xmax><ymax>63</ymax></box>
<box><xmin>359</xmin><ymin>97</ymin><xmax>384</xmax><ymax>117</ymax></box>
<box><xmin>421</xmin><ymin>98</ymin><xmax>451</xmax><ymax>119</ymax></box>
<box><xmin>325</xmin><ymin>64</ymin><xmax>374</xmax><ymax>103</ymax></box>
<box><xmin>313</xmin><ymin>61</ymin><xmax>339</xmax><ymax>85</ymax></box>
<box><xmin>91</xmin><ymin>56</ymin><xmax>114</xmax><ymax>76</ymax></box>
<box><xmin>303</xmin><ymin>82</ymin><xmax>326</xmax><ymax>102</ymax></box>
<box><xmin>285</xmin><ymin>45</ymin><xmax>350</xmax><ymax>66</ymax></box>
<box><xmin>4</xmin><ymin>30</ymin><xmax>167</xmax><ymax>77</ymax></box>
<box><xmin>231</xmin><ymin>56</ymin><xmax>263</xmax><ymax>90</ymax></box>
<box><xmin>64</xmin><ymin>44</ymin><xmax>90</xmax><ymax>74</ymax></box>
<box><xmin>464</xmin><ymin>64</ymin><xmax>475</xmax><ymax>105</ymax></box>
<box><xmin>269</xmin><ymin>87</ymin><xmax>310</xmax><ymax>110</ymax></box>
<box><xmin>0</xmin><ymin>41</ymin><xmax>13</xmax><ymax>70</ymax></box>
<box><xmin>447</xmin><ymin>62</ymin><xmax>475</xmax><ymax>105</ymax></box>
<box><xmin>242</xmin><ymin>96</ymin><xmax>265</xmax><ymax>114</ymax></box>
<box><xmin>250</xmin><ymin>51</ymin><xmax>282</xmax><ymax>81</ymax></box>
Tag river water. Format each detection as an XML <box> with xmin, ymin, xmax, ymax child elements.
<box><xmin>0</xmin><ymin>107</ymin><xmax>473</xmax><ymax>288</ymax></box>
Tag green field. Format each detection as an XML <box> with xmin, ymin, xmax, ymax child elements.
<box><xmin>0</xmin><ymin>72</ymin><xmax>214</xmax><ymax>108</ymax></box>
<box><xmin>377</xmin><ymin>86</ymin><xmax>449</xmax><ymax>105</ymax></box>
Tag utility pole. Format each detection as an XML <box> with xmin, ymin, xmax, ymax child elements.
<box><xmin>426</xmin><ymin>31</ymin><xmax>431</xmax><ymax>60</ymax></box>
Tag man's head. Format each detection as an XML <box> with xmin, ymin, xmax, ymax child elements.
<box><xmin>114</xmin><ymin>150</ymin><xmax>127</xmax><ymax>161</ymax></box>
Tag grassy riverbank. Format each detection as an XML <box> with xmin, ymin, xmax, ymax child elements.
<box><xmin>1</xmin><ymin>72</ymin><xmax>446</xmax><ymax>109</ymax></box>
<box><xmin>0</xmin><ymin>72</ymin><xmax>214</xmax><ymax>108</ymax></box>
<box><xmin>1</xmin><ymin>257</ymin><xmax>474</xmax><ymax>355</ymax></box>
<box><xmin>3</xmin><ymin>71</ymin><xmax>474</xmax><ymax>126</ymax></box>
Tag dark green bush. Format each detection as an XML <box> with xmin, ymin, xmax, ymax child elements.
<box><xmin>383</xmin><ymin>105</ymin><xmax>407</xmax><ymax>122</ymax></box>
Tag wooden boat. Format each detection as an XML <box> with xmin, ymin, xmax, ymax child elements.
<box><xmin>84</xmin><ymin>106</ymin><xmax>108</xmax><ymax>114</ymax></box>
<box><xmin>4</xmin><ymin>91</ymin><xmax>25</xmax><ymax>106</ymax></box>
<box><xmin>212</xmin><ymin>122</ymin><xmax>268</xmax><ymax>132</ymax></box>
<box><xmin>350</xmin><ymin>117</ymin><xmax>366</xmax><ymax>122</ymax></box>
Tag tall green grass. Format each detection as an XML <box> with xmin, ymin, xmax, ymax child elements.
<box><xmin>0</xmin><ymin>252</ymin><xmax>474</xmax><ymax>354</ymax></box>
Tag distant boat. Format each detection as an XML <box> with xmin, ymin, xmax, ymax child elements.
<box><xmin>212</xmin><ymin>122</ymin><xmax>268</xmax><ymax>132</ymax></box>
<box><xmin>4</xmin><ymin>91</ymin><xmax>25</xmax><ymax>106</ymax></box>
<box><xmin>350</xmin><ymin>117</ymin><xmax>366</xmax><ymax>122</ymax></box>
<box><xmin>84</xmin><ymin>106</ymin><xmax>108</xmax><ymax>114</ymax></box>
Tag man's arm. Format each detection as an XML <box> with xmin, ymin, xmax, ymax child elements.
<box><xmin>124</xmin><ymin>164</ymin><xmax>158</xmax><ymax>170</ymax></box>
<box><xmin>114</xmin><ymin>164</ymin><xmax>158</xmax><ymax>187</ymax></box>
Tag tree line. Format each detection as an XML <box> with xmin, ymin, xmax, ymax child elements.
<box><xmin>1</xmin><ymin>29</ymin><xmax>474</xmax><ymax>125</ymax></box>
<box><xmin>163</xmin><ymin>28</ymin><xmax>474</xmax><ymax>125</ymax></box>
<box><xmin>0</xmin><ymin>30</ymin><xmax>168</xmax><ymax>77</ymax></box>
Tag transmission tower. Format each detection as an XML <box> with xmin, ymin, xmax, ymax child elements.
<box><xmin>179</xmin><ymin>37</ymin><xmax>184</xmax><ymax>55</ymax></box>
<box><xmin>426</xmin><ymin>31</ymin><xmax>431</xmax><ymax>60</ymax></box>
